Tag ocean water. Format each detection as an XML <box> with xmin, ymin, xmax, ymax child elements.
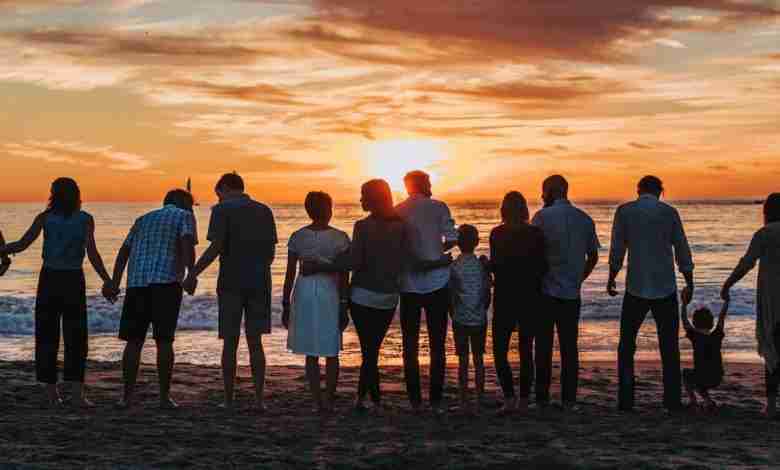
<box><xmin>0</xmin><ymin>201</ymin><xmax>765</xmax><ymax>366</ymax></box>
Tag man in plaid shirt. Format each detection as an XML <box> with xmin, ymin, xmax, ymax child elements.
<box><xmin>108</xmin><ymin>189</ymin><xmax>198</xmax><ymax>409</ymax></box>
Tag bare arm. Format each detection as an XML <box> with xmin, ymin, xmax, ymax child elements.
<box><xmin>680</xmin><ymin>299</ymin><xmax>693</xmax><ymax>332</ymax></box>
<box><xmin>716</xmin><ymin>300</ymin><xmax>729</xmax><ymax>332</ymax></box>
<box><xmin>722</xmin><ymin>231</ymin><xmax>762</xmax><ymax>300</ymax></box>
<box><xmin>0</xmin><ymin>213</ymin><xmax>45</xmax><ymax>256</ymax></box>
<box><xmin>179</xmin><ymin>235</ymin><xmax>196</xmax><ymax>275</ymax></box>
<box><xmin>85</xmin><ymin>216</ymin><xmax>112</xmax><ymax>284</ymax></box>
<box><xmin>111</xmin><ymin>244</ymin><xmax>131</xmax><ymax>288</ymax></box>
<box><xmin>607</xmin><ymin>208</ymin><xmax>625</xmax><ymax>296</ymax></box>
<box><xmin>281</xmin><ymin>252</ymin><xmax>299</xmax><ymax>329</ymax></box>
<box><xmin>189</xmin><ymin>240</ymin><xmax>222</xmax><ymax>278</ymax></box>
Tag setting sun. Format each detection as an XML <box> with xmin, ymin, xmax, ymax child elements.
<box><xmin>362</xmin><ymin>139</ymin><xmax>446</xmax><ymax>193</ymax></box>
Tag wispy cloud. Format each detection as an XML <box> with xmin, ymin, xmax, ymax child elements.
<box><xmin>5</xmin><ymin>141</ymin><xmax>151</xmax><ymax>171</ymax></box>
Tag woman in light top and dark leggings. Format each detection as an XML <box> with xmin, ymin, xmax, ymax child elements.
<box><xmin>488</xmin><ymin>191</ymin><xmax>548</xmax><ymax>414</ymax></box>
<box><xmin>0</xmin><ymin>178</ymin><xmax>114</xmax><ymax>408</ymax></box>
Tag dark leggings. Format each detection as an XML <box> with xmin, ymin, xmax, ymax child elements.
<box><xmin>35</xmin><ymin>268</ymin><xmax>88</xmax><ymax>384</ymax></box>
<box><xmin>351</xmin><ymin>303</ymin><xmax>395</xmax><ymax>404</ymax></box>
<box><xmin>767</xmin><ymin>328</ymin><xmax>780</xmax><ymax>398</ymax></box>
<box><xmin>492</xmin><ymin>307</ymin><xmax>537</xmax><ymax>399</ymax></box>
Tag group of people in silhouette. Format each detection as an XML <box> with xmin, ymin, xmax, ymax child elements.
<box><xmin>1</xmin><ymin>172</ymin><xmax>779</xmax><ymax>418</ymax></box>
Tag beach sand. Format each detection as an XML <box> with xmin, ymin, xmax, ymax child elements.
<box><xmin>1</xmin><ymin>360</ymin><xmax>779</xmax><ymax>469</ymax></box>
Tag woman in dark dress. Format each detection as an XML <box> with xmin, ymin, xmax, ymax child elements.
<box><xmin>488</xmin><ymin>191</ymin><xmax>548</xmax><ymax>414</ymax></box>
<box><xmin>0</xmin><ymin>178</ymin><xmax>114</xmax><ymax>408</ymax></box>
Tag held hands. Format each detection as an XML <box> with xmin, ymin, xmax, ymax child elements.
<box><xmin>606</xmin><ymin>278</ymin><xmax>619</xmax><ymax>297</ymax></box>
<box><xmin>0</xmin><ymin>255</ymin><xmax>10</xmax><ymax>277</ymax></box>
<box><xmin>681</xmin><ymin>284</ymin><xmax>695</xmax><ymax>306</ymax></box>
<box><xmin>101</xmin><ymin>281</ymin><xmax>120</xmax><ymax>304</ymax></box>
<box><xmin>182</xmin><ymin>274</ymin><xmax>198</xmax><ymax>296</ymax></box>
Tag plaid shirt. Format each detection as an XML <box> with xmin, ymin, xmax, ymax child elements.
<box><xmin>124</xmin><ymin>205</ymin><xmax>197</xmax><ymax>288</ymax></box>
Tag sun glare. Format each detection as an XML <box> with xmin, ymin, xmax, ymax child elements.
<box><xmin>363</xmin><ymin>139</ymin><xmax>445</xmax><ymax>193</ymax></box>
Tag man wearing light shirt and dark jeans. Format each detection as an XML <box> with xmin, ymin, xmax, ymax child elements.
<box><xmin>532</xmin><ymin>175</ymin><xmax>600</xmax><ymax>411</ymax></box>
<box><xmin>396</xmin><ymin>170</ymin><xmax>458</xmax><ymax>414</ymax></box>
<box><xmin>608</xmin><ymin>175</ymin><xmax>695</xmax><ymax>413</ymax></box>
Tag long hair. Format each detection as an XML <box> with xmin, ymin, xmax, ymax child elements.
<box><xmin>362</xmin><ymin>179</ymin><xmax>398</xmax><ymax>220</ymax></box>
<box><xmin>501</xmin><ymin>191</ymin><xmax>529</xmax><ymax>226</ymax></box>
<box><xmin>765</xmin><ymin>193</ymin><xmax>780</xmax><ymax>224</ymax></box>
<box><xmin>47</xmin><ymin>177</ymin><xmax>81</xmax><ymax>217</ymax></box>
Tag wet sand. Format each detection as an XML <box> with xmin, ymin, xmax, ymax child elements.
<box><xmin>1</xmin><ymin>360</ymin><xmax>779</xmax><ymax>469</ymax></box>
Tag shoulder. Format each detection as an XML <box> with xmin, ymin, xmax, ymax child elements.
<box><xmin>615</xmin><ymin>201</ymin><xmax>634</xmax><ymax>214</ymax></box>
<box><xmin>330</xmin><ymin>227</ymin><xmax>350</xmax><ymax>241</ymax></box>
<box><xmin>430</xmin><ymin>198</ymin><xmax>451</xmax><ymax>211</ymax></box>
<box><xmin>80</xmin><ymin>211</ymin><xmax>95</xmax><ymax>226</ymax></box>
<box><xmin>490</xmin><ymin>224</ymin><xmax>505</xmax><ymax>238</ymax></box>
<box><xmin>573</xmin><ymin>206</ymin><xmax>596</xmax><ymax>227</ymax></box>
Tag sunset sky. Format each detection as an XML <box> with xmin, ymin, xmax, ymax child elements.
<box><xmin>0</xmin><ymin>0</ymin><xmax>778</xmax><ymax>203</ymax></box>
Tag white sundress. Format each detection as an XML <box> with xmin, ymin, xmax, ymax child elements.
<box><xmin>287</xmin><ymin>227</ymin><xmax>351</xmax><ymax>357</ymax></box>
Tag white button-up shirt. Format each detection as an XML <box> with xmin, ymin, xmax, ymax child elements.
<box><xmin>396</xmin><ymin>194</ymin><xmax>458</xmax><ymax>294</ymax></box>
<box><xmin>608</xmin><ymin>194</ymin><xmax>694</xmax><ymax>299</ymax></box>
<box><xmin>532</xmin><ymin>199</ymin><xmax>600</xmax><ymax>300</ymax></box>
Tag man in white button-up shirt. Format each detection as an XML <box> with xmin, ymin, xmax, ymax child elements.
<box><xmin>532</xmin><ymin>175</ymin><xmax>600</xmax><ymax>409</ymax></box>
<box><xmin>608</xmin><ymin>175</ymin><xmax>695</xmax><ymax>412</ymax></box>
<box><xmin>396</xmin><ymin>171</ymin><xmax>458</xmax><ymax>413</ymax></box>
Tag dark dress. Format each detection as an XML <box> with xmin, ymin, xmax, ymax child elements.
<box><xmin>489</xmin><ymin>223</ymin><xmax>547</xmax><ymax>399</ymax></box>
<box><xmin>683</xmin><ymin>326</ymin><xmax>724</xmax><ymax>391</ymax></box>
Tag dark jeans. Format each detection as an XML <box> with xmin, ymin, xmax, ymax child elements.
<box><xmin>767</xmin><ymin>328</ymin><xmax>780</xmax><ymax>398</ymax></box>
<box><xmin>618</xmin><ymin>293</ymin><xmax>681</xmax><ymax>410</ymax></box>
<box><xmin>492</xmin><ymin>303</ymin><xmax>539</xmax><ymax>399</ymax></box>
<box><xmin>536</xmin><ymin>296</ymin><xmax>581</xmax><ymax>404</ymax></box>
<box><xmin>351</xmin><ymin>302</ymin><xmax>395</xmax><ymax>404</ymax></box>
<box><xmin>35</xmin><ymin>268</ymin><xmax>88</xmax><ymax>384</ymax></box>
<box><xmin>400</xmin><ymin>287</ymin><xmax>450</xmax><ymax>406</ymax></box>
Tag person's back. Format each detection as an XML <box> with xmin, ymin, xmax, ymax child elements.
<box><xmin>489</xmin><ymin>223</ymin><xmax>547</xmax><ymax>302</ymax></box>
<box><xmin>396</xmin><ymin>194</ymin><xmax>456</xmax><ymax>294</ymax></box>
<box><xmin>688</xmin><ymin>327</ymin><xmax>724</xmax><ymax>381</ymax></box>
<box><xmin>450</xmin><ymin>253</ymin><xmax>489</xmax><ymax>327</ymax></box>
<box><xmin>125</xmin><ymin>205</ymin><xmax>196</xmax><ymax>287</ymax></box>
<box><xmin>209</xmin><ymin>195</ymin><xmax>277</xmax><ymax>291</ymax></box>
<box><xmin>351</xmin><ymin>215</ymin><xmax>405</xmax><ymax>295</ymax></box>
<box><xmin>612</xmin><ymin>195</ymin><xmax>692</xmax><ymax>299</ymax></box>
<box><xmin>532</xmin><ymin>200</ymin><xmax>598</xmax><ymax>300</ymax></box>
<box><xmin>42</xmin><ymin>210</ymin><xmax>90</xmax><ymax>270</ymax></box>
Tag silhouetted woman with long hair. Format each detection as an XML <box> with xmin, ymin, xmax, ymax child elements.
<box><xmin>722</xmin><ymin>193</ymin><xmax>780</xmax><ymax>418</ymax></box>
<box><xmin>0</xmin><ymin>178</ymin><xmax>113</xmax><ymax>408</ymax></box>
<box><xmin>347</xmin><ymin>179</ymin><xmax>407</xmax><ymax>412</ymax></box>
<box><xmin>488</xmin><ymin>191</ymin><xmax>548</xmax><ymax>414</ymax></box>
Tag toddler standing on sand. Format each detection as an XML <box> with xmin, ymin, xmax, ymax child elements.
<box><xmin>449</xmin><ymin>224</ymin><xmax>491</xmax><ymax>413</ymax></box>
<box><xmin>681</xmin><ymin>297</ymin><xmax>729</xmax><ymax>412</ymax></box>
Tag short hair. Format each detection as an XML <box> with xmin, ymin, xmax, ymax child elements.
<box><xmin>163</xmin><ymin>189</ymin><xmax>194</xmax><ymax>212</ymax></box>
<box><xmin>48</xmin><ymin>177</ymin><xmax>81</xmax><ymax>217</ymax></box>
<box><xmin>692</xmin><ymin>307</ymin><xmax>714</xmax><ymax>330</ymax></box>
<box><xmin>542</xmin><ymin>175</ymin><xmax>569</xmax><ymax>196</ymax></box>
<box><xmin>501</xmin><ymin>191</ymin><xmax>529</xmax><ymax>225</ymax></box>
<box><xmin>403</xmin><ymin>170</ymin><xmax>432</xmax><ymax>196</ymax></box>
<box><xmin>304</xmin><ymin>191</ymin><xmax>333</xmax><ymax>222</ymax></box>
<box><xmin>457</xmin><ymin>224</ymin><xmax>479</xmax><ymax>252</ymax></box>
<box><xmin>215</xmin><ymin>172</ymin><xmax>244</xmax><ymax>192</ymax></box>
<box><xmin>765</xmin><ymin>193</ymin><xmax>780</xmax><ymax>224</ymax></box>
<box><xmin>638</xmin><ymin>175</ymin><xmax>664</xmax><ymax>195</ymax></box>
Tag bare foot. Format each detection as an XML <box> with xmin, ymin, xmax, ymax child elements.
<box><xmin>497</xmin><ymin>400</ymin><xmax>516</xmax><ymax>416</ymax></box>
<box><xmin>160</xmin><ymin>398</ymin><xmax>179</xmax><ymax>410</ymax></box>
<box><xmin>72</xmin><ymin>397</ymin><xmax>95</xmax><ymax>409</ymax></box>
<box><xmin>116</xmin><ymin>398</ymin><xmax>132</xmax><ymax>410</ymax></box>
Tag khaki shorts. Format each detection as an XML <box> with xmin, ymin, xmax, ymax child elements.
<box><xmin>218</xmin><ymin>288</ymin><xmax>271</xmax><ymax>339</ymax></box>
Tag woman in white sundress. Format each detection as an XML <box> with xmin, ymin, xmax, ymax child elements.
<box><xmin>282</xmin><ymin>191</ymin><xmax>350</xmax><ymax>413</ymax></box>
